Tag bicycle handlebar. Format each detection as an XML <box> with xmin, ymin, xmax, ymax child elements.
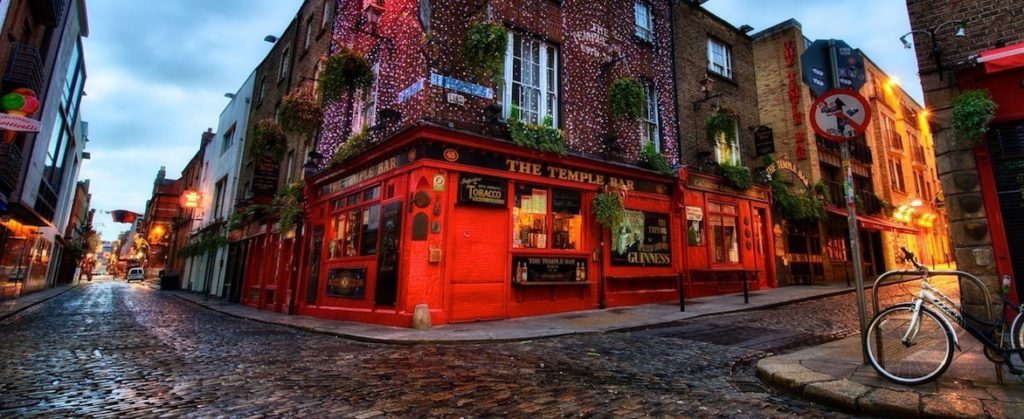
<box><xmin>901</xmin><ymin>247</ymin><xmax>926</xmax><ymax>271</ymax></box>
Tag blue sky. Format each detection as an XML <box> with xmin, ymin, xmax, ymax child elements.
<box><xmin>80</xmin><ymin>0</ymin><xmax>921</xmax><ymax>240</ymax></box>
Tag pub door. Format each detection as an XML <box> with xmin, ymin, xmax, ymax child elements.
<box><xmin>449</xmin><ymin>205</ymin><xmax>508</xmax><ymax>322</ymax></box>
<box><xmin>988</xmin><ymin>122</ymin><xmax>1024</xmax><ymax>298</ymax></box>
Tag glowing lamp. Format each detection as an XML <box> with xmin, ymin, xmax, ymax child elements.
<box><xmin>911</xmin><ymin>199</ymin><xmax>924</xmax><ymax>207</ymax></box>
<box><xmin>181</xmin><ymin>191</ymin><xmax>202</xmax><ymax>209</ymax></box>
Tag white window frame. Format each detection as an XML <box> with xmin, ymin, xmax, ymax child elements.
<box><xmin>634</xmin><ymin>1</ymin><xmax>654</xmax><ymax>43</ymax></box>
<box><xmin>713</xmin><ymin>117</ymin><xmax>740</xmax><ymax>165</ymax></box>
<box><xmin>351</xmin><ymin>60</ymin><xmax>381</xmax><ymax>131</ymax></box>
<box><xmin>304</xmin><ymin>18</ymin><xmax>314</xmax><ymax>51</ymax></box>
<box><xmin>503</xmin><ymin>32</ymin><xmax>559</xmax><ymax>126</ymax></box>
<box><xmin>707</xmin><ymin>39</ymin><xmax>733</xmax><ymax>79</ymax></box>
<box><xmin>321</xmin><ymin>1</ymin><xmax>332</xmax><ymax>29</ymax></box>
<box><xmin>639</xmin><ymin>81</ymin><xmax>659</xmax><ymax>150</ymax></box>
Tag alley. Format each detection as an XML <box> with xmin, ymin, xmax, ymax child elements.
<box><xmin>0</xmin><ymin>278</ymin><xmax>951</xmax><ymax>417</ymax></box>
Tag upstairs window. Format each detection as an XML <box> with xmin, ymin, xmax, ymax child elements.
<box><xmin>351</xmin><ymin>60</ymin><xmax>381</xmax><ymax>131</ymax></box>
<box><xmin>639</xmin><ymin>81</ymin><xmax>659</xmax><ymax>150</ymax></box>
<box><xmin>707</xmin><ymin>39</ymin><xmax>732</xmax><ymax>78</ymax></box>
<box><xmin>712</xmin><ymin>115</ymin><xmax>740</xmax><ymax>165</ymax></box>
<box><xmin>634</xmin><ymin>1</ymin><xmax>654</xmax><ymax>43</ymax></box>
<box><xmin>889</xmin><ymin>158</ymin><xmax>906</xmax><ymax>192</ymax></box>
<box><xmin>279</xmin><ymin>47</ymin><xmax>291</xmax><ymax>82</ymax></box>
<box><xmin>221</xmin><ymin>125</ymin><xmax>235</xmax><ymax>155</ymax></box>
<box><xmin>504</xmin><ymin>32</ymin><xmax>559</xmax><ymax>126</ymax></box>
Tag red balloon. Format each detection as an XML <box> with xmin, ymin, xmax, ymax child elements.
<box><xmin>20</xmin><ymin>95</ymin><xmax>39</xmax><ymax>116</ymax></box>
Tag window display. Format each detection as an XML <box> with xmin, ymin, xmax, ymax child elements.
<box><xmin>329</xmin><ymin>185</ymin><xmax>382</xmax><ymax>259</ymax></box>
<box><xmin>512</xmin><ymin>185</ymin><xmax>581</xmax><ymax>250</ymax></box>
<box><xmin>709</xmin><ymin>202</ymin><xmax>739</xmax><ymax>264</ymax></box>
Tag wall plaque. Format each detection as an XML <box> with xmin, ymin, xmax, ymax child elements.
<box><xmin>458</xmin><ymin>175</ymin><xmax>507</xmax><ymax>206</ymax></box>
<box><xmin>326</xmin><ymin>267</ymin><xmax>366</xmax><ymax>299</ymax></box>
<box><xmin>512</xmin><ymin>256</ymin><xmax>588</xmax><ymax>284</ymax></box>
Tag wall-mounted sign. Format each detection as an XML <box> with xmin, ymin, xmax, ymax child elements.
<box><xmin>458</xmin><ymin>175</ymin><xmax>507</xmax><ymax>206</ymax></box>
<box><xmin>611</xmin><ymin>211</ymin><xmax>671</xmax><ymax>266</ymax></box>
<box><xmin>252</xmin><ymin>158</ymin><xmax>280</xmax><ymax>196</ymax></box>
<box><xmin>432</xmin><ymin>173</ymin><xmax>447</xmax><ymax>192</ymax></box>
<box><xmin>397</xmin><ymin>79</ymin><xmax>425</xmax><ymax>103</ymax></box>
<box><xmin>512</xmin><ymin>256</ymin><xmax>588</xmax><ymax>284</ymax></box>
<box><xmin>686</xmin><ymin>206</ymin><xmax>704</xmax><ymax>246</ymax></box>
<box><xmin>180</xmin><ymin>190</ymin><xmax>202</xmax><ymax>209</ymax></box>
<box><xmin>754</xmin><ymin>126</ymin><xmax>775</xmax><ymax>157</ymax></box>
<box><xmin>0</xmin><ymin>114</ymin><xmax>40</xmax><ymax>133</ymax></box>
<box><xmin>765</xmin><ymin>159</ymin><xmax>810</xmax><ymax>187</ymax></box>
<box><xmin>326</xmin><ymin>267</ymin><xmax>366</xmax><ymax>299</ymax></box>
<box><xmin>430</xmin><ymin>73</ymin><xmax>493</xmax><ymax>99</ymax></box>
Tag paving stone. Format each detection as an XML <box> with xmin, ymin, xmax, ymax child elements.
<box><xmin>803</xmin><ymin>379</ymin><xmax>871</xmax><ymax>411</ymax></box>
<box><xmin>858</xmin><ymin>388</ymin><xmax>921</xmax><ymax>418</ymax></box>
<box><xmin>922</xmin><ymin>393</ymin><xmax>986</xmax><ymax>418</ymax></box>
<box><xmin>982</xmin><ymin>400</ymin><xmax>1024</xmax><ymax>419</ymax></box>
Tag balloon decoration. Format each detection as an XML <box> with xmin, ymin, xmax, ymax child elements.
<box><xmin>1</xmin><ymin>88</ymin><xmax>41</xmax><ymax>144</ymax></box>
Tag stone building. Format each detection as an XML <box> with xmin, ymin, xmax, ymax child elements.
<box><xmin>905</xmin><ymin>0</ymin><xmax>1024</xmax><ymax>298</ymax></box>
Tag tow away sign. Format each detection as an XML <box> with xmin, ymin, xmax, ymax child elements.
<box><xmin>809</xmin><ymin>89</ymin><xmax>871</xmax><ymax>143</ymax></box>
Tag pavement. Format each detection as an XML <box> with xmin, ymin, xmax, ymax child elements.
<box><xmin>8</xmin><ymin>275</ymin><xmax>1023</xmax><ymax>417</ymax></box>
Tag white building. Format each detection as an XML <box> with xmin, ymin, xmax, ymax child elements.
<box><xmin>184</xmin><ymin>72</ymin><xmax>255</xmax><ymax>297</ymax></box>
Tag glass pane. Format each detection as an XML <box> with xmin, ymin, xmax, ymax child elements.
<box><xmin>513</xmin><ymin>186</ymin><xmax>550</xmax><ymax>249</ymax></box>
<box><xmin>360</xmin><ymin>205</ymin><xmax>380</xmax><ymax>255</ymax></box>
<box><xmin>344</xmin><ymin>209</ymin><xmax>361</xmax><ymax>257</ymax></box>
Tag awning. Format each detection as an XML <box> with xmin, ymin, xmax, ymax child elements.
<box><xmin>826</xmin><ymin>207</ymin><xmax>918</xmax><ymax>234</ymax></box>
<box><xmin>978</xmin><ymin>42</ymin><xmax>1024</xmax><ymax>74</ymax></box>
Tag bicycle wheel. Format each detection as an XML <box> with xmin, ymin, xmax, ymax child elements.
<box><xmin>1011</xmin><ymin>312</ymin><xmax>1024</xmax><ymax>356</ymax></box>
<box><xmin>864</xmin><ymin>303</ymin><xmax>954</xmax><ymax>386</ymax></box>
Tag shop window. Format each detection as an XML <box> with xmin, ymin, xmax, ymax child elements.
<box><xmin>687</xmin><ymin>218</ymin><xmax>703</xmax><ymax>246</ymax></box>
<box><xmin>329</xmin><ymin>185</ymin><xmax>382</xmax><ymax>258</ymax></box>
<box><xmin>503</xmin><ymin>32</ymin><xmax>559</xmax><ymax>125</ymax></box>
<box><xmin>512</xmin><ymin>185</ymin><xmax>581</xmax><ymax>250</ymax></box>
<box><xmin>708</xmin><ymin>202</ymin><xmax>739</xmax><ymax>264</ymax></box>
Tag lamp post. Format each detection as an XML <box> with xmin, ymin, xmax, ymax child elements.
<box><xmin>899</xmin><ymin>20</ymin><xmax>967</xmax><ymax>80</ymax></box>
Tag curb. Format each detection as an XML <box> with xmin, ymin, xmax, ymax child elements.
<box><xmin>0</xmin><ymin>285</ymin><xmax>76</xmax><ymax>322</ymax></box>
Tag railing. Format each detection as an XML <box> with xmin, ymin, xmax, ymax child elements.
<box><xmin>0</xmin><ymin>142</ymin><xmax>23</xmax><ymax>197</ymax></box>
<box><xmin>28</xmin><ymin>0</ymin><xmax>66</xmax><ymax>27</ymax></box>
<box><xmin>823</xmin><ymin>180</ymin><xmax>885</xmax><ymax>215</ymax></box>
<box><xmin>4</xmin><ymin>44</ymin><xmax>44</xmax><ymax>93</ymax></box>
<box><xmin>815</xmin><ymin>136</ymin><xmax>874</xmax><ymax>165</ymax></box>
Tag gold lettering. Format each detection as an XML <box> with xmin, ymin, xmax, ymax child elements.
<box><xmin>506</xmin><ymin>160</ymin><xmax>518</xmax><ymax>172</ymax></box>
<box><xmin>531</xmin><ymin>163</ymin><xmax>542</xmax><ymax>176</ymax></box>
<box><xmin>547</xmin><ymin>167</ymin><xmax>558</xmax><ymax>178</ymax></box>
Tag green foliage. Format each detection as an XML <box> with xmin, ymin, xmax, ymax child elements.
<box><xmin>639</xmin><ymin>141</ymin><xmax>674</xmax><ymax>175</ymax></box>
<box><xmin>706</xmin><ymin>113</ymin><xmax>737</xmax><ymax>146</ymax></box>
<box><xmin>593</xmin><ymin>192</ymin><xmax>625</xmax><ymax>229</ymax></box>
<box><xmin>227</xmin><ymin>204</ymin><xmax>268</xmax><ymax>231</ymax></box>
<box><xmin>318</xmin><ymin>47</ymin><xmax>375</xmax><ymax>102</ymax></box>
<box><xmin>278</xmin><ymin>94</ymin><xmax>323</xmax><ymax>136</ymax></box>
<box><xmin>771</xmin><ymin>176</ymin><xmax>825</xmax><ymax>224</ymax></box>
<box><xmin>463</xmin><ymin>22</ymin><xmax>508</xmax><ymax>81</ymax></box>
<box><xmin>64</xmin><ymin>242</ymin><xmax>88</xmax><ymax>262</ymax></box>
<box><xmin>330</xmin><ymin>130</ymin><xmax>371</xmax><ymax>167</ymax></box>
<box><xmin>178</xmin><ymin>235</ymin><xmax>228</xmax><ymax>258</ymax></box>
<box><xmin>609</xmin><ymin>77</ymin><xmax>645</xmax><ymax>121</ymax></box>
<box><xmin>720</xmin><ymin>162</ymin><xmax>753</xmax><ymax>191</ymax></box>
<box><xmin>951</xmin><ymin>90</ymin><xmax>997</xmax><ymax>146</ymax></box>
<box><xmin>250</xmin><ymin>119</ymin><xmax>287</xmax><ymax>159</ymax></box>
<box><xmin>273</xmin><ymin>181</ymin><xmax>304</xmax><ymax>233</ymax></box>
<box><xmin>508</xmin><ymin>108</ymin><xmax>567</xmax><ymax>155</ymax></box>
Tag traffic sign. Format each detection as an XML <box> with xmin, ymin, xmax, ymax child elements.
<box><xmin>801</xmin><ymin>40</ymin><xmax>866</xmax><ymax>95</ymax></box>
<box><xmin>809</xmin><ymin>89</ymin><xmax>872</xmax><ymax>143</ymax></box>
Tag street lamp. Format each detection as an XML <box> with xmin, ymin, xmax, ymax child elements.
<box><xmin>899</xmin><ymin>20</ymin><xmax>967</xmax><ymax>80</ymax></box>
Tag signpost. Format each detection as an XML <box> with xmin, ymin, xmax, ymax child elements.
<box><xmin>803</xmin><ymin>39</ymin><xmax>872</xmax><ymax>363</ymax></box>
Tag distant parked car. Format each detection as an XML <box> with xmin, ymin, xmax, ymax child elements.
<box><xmin>126</xmin><ymin>267</ymin><xmax>145</xmax><ymax>282</ymax></box>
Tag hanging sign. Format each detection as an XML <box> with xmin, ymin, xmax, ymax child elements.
<box><xmin>754</xmin><ymin>126</ymin><xmax>775</xmax><ymax>156</ymax></box>
<box><xmin>180</xmin><ymin>191</ymin><xmax>202</xmax><ymax>209</ymax></box>
<box><xmin>0</xmin><ymin>114</ymin><xmax>40</xmax><ymax>132</ymax></box>
<box><xmin>809</xmin><ymin>89</ymin><xmax>871</xmax><ymax>143</ymax></box>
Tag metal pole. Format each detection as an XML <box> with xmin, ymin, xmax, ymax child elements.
<box><xmin>828</xmin><ymin>40</ymin><xmax>869</xmax><ymax>364</ymax></box>
<box><xmin>678</xmin><ymin>272</ymin><xmax>685</xmax><ymax>312</ymax></box>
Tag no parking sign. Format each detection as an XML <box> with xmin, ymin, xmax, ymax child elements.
<box><xmin>809</xmin><ymin>89</ymin><xmax>872</xmax><ymax>142</ymax></box>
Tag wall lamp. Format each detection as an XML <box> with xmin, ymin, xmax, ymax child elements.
<box><xmin>899</xmin><ymin>20</ymin><xmax>967</xmax><ymax>80</ymax></box>
<box><xmin>264</xmin><ymin>35</ymin><xmax>279</xmax><ymax>43</ymax></box>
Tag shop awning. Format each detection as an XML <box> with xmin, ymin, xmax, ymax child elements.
<box><xmin>826</xmin><ymin>207</ymin><xmax>918</xmax><ymax>234</ymax></box>
<box><xmin>978</xmin><ymin>43</ymin><xmax>1024</xmax><ymax>74</ymax></box>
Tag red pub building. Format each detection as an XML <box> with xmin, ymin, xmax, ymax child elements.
<box><xmin>266</xmin><ymin>0</ymin><xmax>776</xmax><ymax>327</ymax></box>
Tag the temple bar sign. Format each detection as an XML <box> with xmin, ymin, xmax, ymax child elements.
<box><xmin>505</xmin><ymin>159</ymin><xmax>637</xmax><ymax>191</ymax></box>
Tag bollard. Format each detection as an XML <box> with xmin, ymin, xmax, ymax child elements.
<box><xmin>412</xmin><ymin>304</ymin><xmax>432</xmax><ymax>330</ymax></box>
<box><xmin>678</xmin><ymin>272</ymin><xmax>685</xmax><ymax>312</ymax></box>
<box><xmin>742</xmin><ymin>272</ymin><xmax>749</xmax><ymax>304</ymax></box>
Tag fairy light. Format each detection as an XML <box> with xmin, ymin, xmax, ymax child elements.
<box><xmin>319</xmin><ymin>0</ymin><xmax>679</xmax><ymax>168</ymax></box>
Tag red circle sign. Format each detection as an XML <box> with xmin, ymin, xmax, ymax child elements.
<box><xmin>808</xmin><ymin>89</ymin><xmax>872</xmax><ymax>143</ymax></box>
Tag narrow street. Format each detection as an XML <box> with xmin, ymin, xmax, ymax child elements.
<box><xmin>0</xmin><ymin>277</ymin><xmax>948</xmax><ymax>417</ymax></box>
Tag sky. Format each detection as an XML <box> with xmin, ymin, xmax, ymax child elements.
<box><xmin>80</xmin><ymin>0</ymin><xmax>922</xmax><ymax>241</ymax></box>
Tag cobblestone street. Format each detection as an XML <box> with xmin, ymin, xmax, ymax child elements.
<box><xmin>0</xmin><ymin>278</ymin><xmax>946</xmax><ymax>417</ymax></box>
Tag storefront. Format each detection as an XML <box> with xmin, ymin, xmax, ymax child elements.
<box><xmin>237</xmin><ymin>219</ymin><xmax>298</xmax><ymax>313</ymax></box>
<box><xmin>681</xmin><ymin>171</ymin><xmax>775</xmax><ymax>298</ymax></box>
<box><xmin>299</xmin><ymin>125</ymin><xmax>683</xmax><ymax>327</ymax></box>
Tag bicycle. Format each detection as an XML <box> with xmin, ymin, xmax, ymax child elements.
<box><xmin>863</xmin><ymin>248</ymin><xmax>1024</xmax><ymax>385</ymax></box>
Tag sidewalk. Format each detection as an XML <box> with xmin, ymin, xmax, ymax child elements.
<box><xmin>0</xmin><ymin>283</ymin><xmax>75</xmax><ymax>321</ymax></box>
<box><xmin>757</xmin><ymin>335</ymin><xmax>1024</xmax><ymax>418</ymax></box>
<box><xmin>165</xmin><ymin>283</ymin><xmax>853</xmax><ymax>344</ymax></box>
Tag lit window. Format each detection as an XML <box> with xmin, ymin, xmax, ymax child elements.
<box><xmin>712</xmin><ymin>115</ymin><xmax>740</xmax><ymax>165</ymax></box>
<box><xmin>512</xmin><ymin>185</ymin><xmax>581</xmax><ymax>250</ymax></box>
<box><xmin>707</xmin><ymin>39</ymin><xmax>732</xmax><ymax>78</ymax></box>
<box><xmin>351</xmin><ymin>60</ymin><xmax>380</xmax><ymax>131</ymax></box>
<box><xmin>889</xmin><ymin>159</ymin><xmax>906</xmax><ymax>192</ymax></box>
<box><xmin>329</xmin><ymin>185</ymin><xmax>382</xmax><ymax>259</ymax></box>
<box><xmin>709</xmin><ymin>202</ymin><xmax>740</xmax><ymax>264</ymax></box>
<box><xmin>639</xmin><ymin>81</ymin><xmax>659</xmax><ymax>150</ymax></box>
<box><xmin>504</xmin><ymin>32</ymin><xmax>559</xmax><ymax>125</ymax></box>
<box><xmin>634</xmin><ymin>1</ymin><xmax>654</xmax><ymax>43</ymax></box>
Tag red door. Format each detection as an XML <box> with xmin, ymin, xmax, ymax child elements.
<box><xmin>449</xmin><ymin>205</ymin><xmax>508</xmax><ymax>322</ymax></box>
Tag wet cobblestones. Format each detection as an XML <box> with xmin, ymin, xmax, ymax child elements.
<box><xmin>0</xmin><ymin>279</ymin><xmax>944</xmax><ymax>417</ymax></box>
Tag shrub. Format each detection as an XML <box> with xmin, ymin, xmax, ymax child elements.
<box><xmin>951</xmin><ymin>89</ymin><xmax>997</xmax><ymax>146</ymax></box>
<box><xmin>318</xmin><ymin>47</ymin><xmax>374</xmax><ymax>102</ymax></box>
<box><xmin>593</xmin><ymin>192</ymin><xmax>625</xmax><ymax>229</ymax></box>
<box><xmin>508</xmin><ymin>107</ymin><xmax>567</xmax><ymax>155</ymax></box>
<box><xmin>639</xmin><ymin>141</ymin><xmax>673</xmax><ymax>175</ymax></box>
<box><xmin>609</xmin><ymin>77</ymin><xmax>645</xmax><ymax>120</ymax></box>
<box><xmin>720</xmin><ymin>162</ymin><xmax>753</xmax><ymax>191</ymax></box>
<box><xmin>463</xmin><ymin>22</ymin><xmax>508</xmax><ymax>81</ymax></box>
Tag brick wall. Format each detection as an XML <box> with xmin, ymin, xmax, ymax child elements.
<box><xmin>671</xmin><ymin>3</ymin><xmax>760</xmax><ymax>171</ymax></box>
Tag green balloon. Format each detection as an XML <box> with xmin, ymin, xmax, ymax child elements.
<box><xmin>1</xmin><ymin>93</ymin><xmax>25</xmax><ymax>111</ymax></box>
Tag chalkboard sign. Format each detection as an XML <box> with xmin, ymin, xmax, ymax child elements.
<box><xmin>458</xmin><ymin>175</ymin><xmax>507</xmax><ymax>206</ymax></box>
<box><xmin>511</xmin><ymin>256</ymin><xmax>588</xmax><ymax>284</ymax></box>
<box><xmin>754</xmin><ymin>126</ymin><xmax>775</xmax><ymax>157</ymax></box>
<box><xmin>252</xmin><ymin>158</ymin><xmax>280</xmax><ymax>196</ymax></box>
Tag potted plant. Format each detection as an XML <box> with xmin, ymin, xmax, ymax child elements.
<box><xmin>951</xmin><ymin>89</ymin><xmax>997</xmax><ymax>147</ymax></box>
<box><xmin>609</xmin><ymin>77</ymin><xmax>645</xmax><ymax>121</ymax></box>
<box><xmin>706</xmin><ymin>113</ymin><xmax>737</xmax><ymax>146</ymax></box>
<box><xmin>593</xmin><ymin>192</ymin><xmax>625</xmax><ymax>229</ymax></box>
<box><xmin>330</xmin><ymin>130</ymin><xmax>371</xmax><ymax>166</ymax></box>
<box><xmin>463</xmin><ymin>22</ymin><xmax>508</xmax><ymax>82</ymax></box>
<box><xmin>508</xmin><ymin>107</ymin><xmax>567</xmax><ymax>155</ymax></box>
<box><xmin>278</xmin><ymin>93</ymin><xmax>323</xmax><ymax>135</ymax></box>
<box><xmin>639</xmin><ymin>141</ymin><xmax>673</xmax><ymax>176</ymax></box>
<box><xmin>719</xmin><ymin>162</ymin><xmax>753</xmax><ymax>191</ymax></box>
<box><xmin>318</xmin><ymin>47</ymin><xmax>375</xmax><ymax>101</ymax></box>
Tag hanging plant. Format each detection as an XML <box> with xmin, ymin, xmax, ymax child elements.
<box><xmin>639</xmin><ymin>141</ymin><xmax>674</xmax><ymax>176</ymax></box>
<box><xmin>593</xmin><ymin>192</ymin><xmax>625</xmax><ymax>229</ymax></box>
<box><xmin>463</xmin><ymin>22</ymin><xmax>508</xmax><ymax>82</ymax></box>
<box><xmin>250</xmin><ymin>119</ymin><xmax>287</xmax><ymax>159</ymax></box>
<box><xmin>951</xmin><ymin>89</ymin><xmax>997</xmax><ymax>146</ymax></box>
<box><xmin>278</xmin><ymin>93</ymin><xmax>323</xmax><ymax>135</ymax></box>
<box><xmin>273</xmin><ymin>181</ymin><xmax>304</xmax><ymax>233</ymax></box>
<box><xmin>770</xmin><ymin>176</ymin><xmax>825</xmax><ymax>224</ymax></box>
<box><xmin>330</xmin><ymin>130</ymin><xmax>371</xmax><ymax>166</ymax></box>
<box><xmin>318</xmin><ymin>47</ymin><xmax>375</xmax><ymax>102</ymax></box>
<box><xmin>720</xmin><ymin>162</ymin><xmax>753</xmax><ymax>191</ymax></box>
<box><xmin>706</xmin><ymin>113</ymin><xmax>737</xmax><ymax>146</ymax></box>
<box><xmin>609</xmin><ymin>77</ymin><xmax>645</xmax><ymax>121</ymax></box>
<box><xmin>508</xmin><ymin>107</ymin><xmax>567</xmax><ymax>155</ymax></box>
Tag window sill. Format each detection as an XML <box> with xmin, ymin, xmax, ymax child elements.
<box><xmin>634</xmin><ymin>35</ymin><xmax>656</xmax><ymax>48</ymax></box>
<box><xmin>707</xmin><ymin>71</ymin><xmax>738</xmax><ymax>86</ymax></box>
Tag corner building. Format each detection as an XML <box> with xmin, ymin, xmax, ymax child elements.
<box><xmin>300</xmin><ymin>0</ymin><xmax>704</xmax><ymax>327</ymax></box>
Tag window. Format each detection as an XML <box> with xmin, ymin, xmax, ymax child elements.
<box><xmin>707</xmin><ymin>39</ymin><xmax>732</xmax><ymax>78</ymax></box>
<box><xmin>639</xmin><ymin>81</ymin><xmax>659</xmax><ymax>150</ymax></box>
<box><xmin>634</xmin><ymin>1</ymin><xmax>654</xmax><ymax>43</ymax></box>
<box><xmin>212</xmin><ymin>177</ymin><xmax>227</xmax><ymax>219</ymax></box>
<box><xmin>284</xmin><ymin>150</ymin><xmax>295</xmax><ymax>184</ymax></box>
<box><xmin>279</xmin><ymin>47</ymin><xmax>292</xmax><ymax>81</ymax></box>
<box><xmin>258</xmin><ymin>76</ymin><xmax>267</xmax><ymax>104</ymax></box>
<box><xmin>304</xmin><ymin>18</ymin><xmax>314</xmax><ymax>51</ymax></box>
<box><xmin>221</xmin><ymin>125</ymin><xmax>235</xmax><ymax>155</ymax></box>
<box><xmin>351</xmin><ymin>60</ymin><xmax>380</xmax><ymax>131</ymax></box>
<box><xmin>889</xmin><ymin>159</ymin><xmax>906</xmax><ymax>192</ymax></box>
<box><xmin>329</xmin><ymin>185</ymin><xmax>382</xmax><ymax>259</ymax></box>
<box><xmin>913</xmin><ymin>170</ymin><xmax>924</xmax><ymax>197</ymax></box>
<box><xmin>321</xmin><ymin>1</ymin><xmax>332</xmax><ymax>29</ymax></box>
<box><xmin>512</xmin><ymin>185</ymin><xmax>582</xmax><ymax>250</ymax></box>
<box><xmin>713</xmin><ymin>115</ymin><xmax>740</xmax><ymax>165</ymax></box>
<box><xmin>709</xmin><ymin>202</ymin><xmax>739</xmax><ymax>264</ymax></box>
<box><xmin>504</xmin><ymin>32</ymin><xmax>559</xmax><ymax>125</ymax></box>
